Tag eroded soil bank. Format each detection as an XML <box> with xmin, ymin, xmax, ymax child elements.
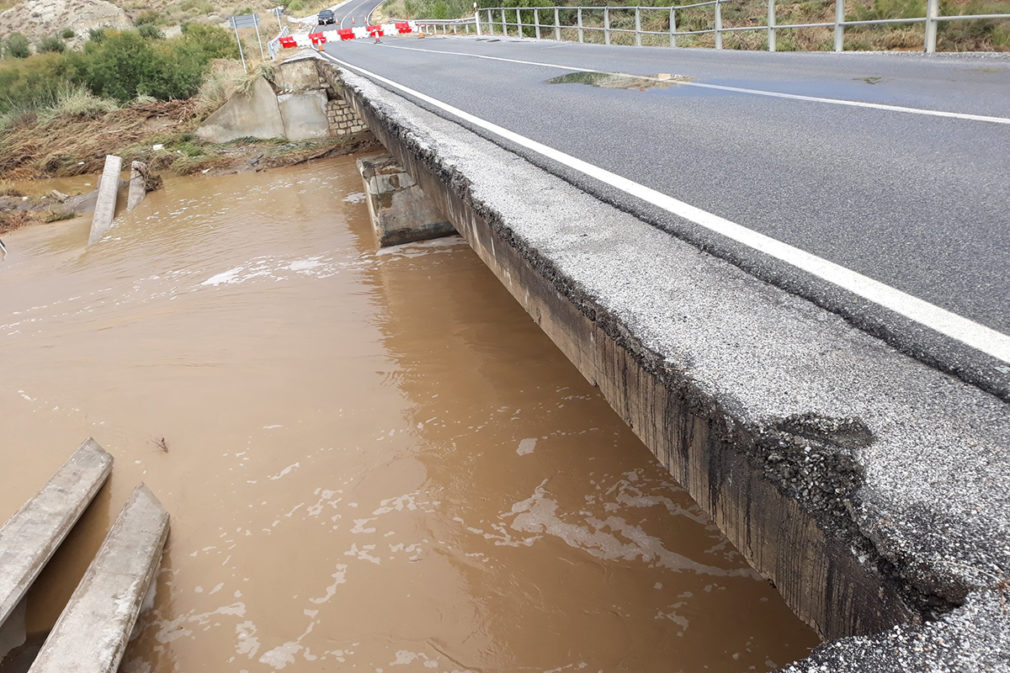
<box><xmin>0</xmin><ymin>156</ymin><xmax>817</xmax><ymax>672</ymax></box>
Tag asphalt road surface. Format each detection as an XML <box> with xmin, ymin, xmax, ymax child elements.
<box><xmin>316</xmin><ymin>5</ymin><xmax>1010</xmax><ymax>399</ymax></box>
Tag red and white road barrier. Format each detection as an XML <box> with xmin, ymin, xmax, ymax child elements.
<box><xmin>278</xmin><ymin>21</ymin><xmax>416</xmax><ymax>49</ymax></box>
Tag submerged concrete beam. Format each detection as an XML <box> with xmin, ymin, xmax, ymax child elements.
<box><xmin>88</xmin><ymin>155</ymin><xmax>122</xmax><ymax>245</ymax></box>
<box><xmin>357</xmin><ymin>154</ymin><xmax>455</xmax><ymax>247</ymax></box>
<box><xmin>0</xmin><ymin>440</ymin><xmax>113</xmax><ymax>633</ymax></box>
<box><xmin>28</xmin><ymin>484</ymin><xmax>169</xmax><ymax>673</ymax></box>
<box><xmin>333</xmin><ymin>64</ymin><xmax>1010</xmax><ymax>671</ymax></box>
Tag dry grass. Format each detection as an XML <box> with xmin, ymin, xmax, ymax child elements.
<box><xmin>0</xmin><ymin>98</ymin><xmax>200</xmax><ymax>180</ymax></box>
<box><xmin>0</xmin><ymin>209</ymin><xmax>38</xmax><ymax>235</ymax></box>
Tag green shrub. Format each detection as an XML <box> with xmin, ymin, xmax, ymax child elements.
<box><xmin>60</xmin><ymin>28</ymin><xmax>76</xmax><ymax>39</ymax></box>
<box><xmin>88</xmin><ymin>27</ymin><xmax>106</xmax><ymax>42</ymax></box>
<box><xmin>0</xmin><ymin>53</ymin><xmax>69</xmax><ymax>116</ymax></box>
<box><xmin>288</xmin><ymin>0</ymin><xmax>304</xmax><ymax>11</ymax></box>
<box><xmin>71</xmin><ymin>28</ymin><xmax>236</xmax><ymax>103</ymax></box>
<box><xmin>4</xmin><ymin>33</ymin><xmax>31</xmax><ymax>59</ymax></box>
<box><xmin>138</xmin><ymin>24</ymin><xmax>165</xmax><ymax>39</ymax></box>
<box><xmin>135</xmin><ymin>9</ymin><xmax>160</xmax><ymax>25</ymax></box>
<box><xmin>38</xmin><ymin>36</ymin><xmax>66</xmax><ymax>53</ymax></box>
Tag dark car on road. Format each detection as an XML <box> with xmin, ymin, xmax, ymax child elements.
<box><xmin>318</xmin><ymin>9</ymin><xmax>335</xmax><ymax>24</ymax></box>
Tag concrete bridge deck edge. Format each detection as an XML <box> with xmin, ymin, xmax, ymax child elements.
<box><xmin>330</xmin><ymin>63</ymin><xmax>1010</xmax><ymax>672</ymax></box>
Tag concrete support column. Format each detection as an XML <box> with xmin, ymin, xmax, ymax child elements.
<box><xmin>669</xmin><ymin>7</ymin><xmax>676</xmax><ymax>46</ymax></box>
<box><xmin>357</xmin><ymin>154</ymin><xmax>455</xmax><ymax>247</ymax></box>
<box><xmin>577</xmin><ymin>7</ymin><xmax>583</xmax><ymax>42</ymax></box>
<box><xmin>635</xmin><ymin>6</ymin><xmax>642</xmax><ymax>46</ymax></box>
<box><xmin>604</xmin><ymin>7</ymin><xmax>611</xmax><ymax>44</ymax></box>
<box><xmin>555</xmin><ymin>7</ymin><xmax>561</xmax><ymax>40</ymax></box>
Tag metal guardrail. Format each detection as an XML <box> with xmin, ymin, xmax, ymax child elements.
<box><xmin>469</xmin><ymin>0</ymin><xmax>1010</xmax><ymax>53</ymax></box>
<box><xmin>267</xmin><ymin>24</ymin><xmax>290</xmax><ymax>59</ymax></box>
<box><xmin>416</xmin><ymin>17</ymin><xmax>479</xmax><ymax>35</ymax></box>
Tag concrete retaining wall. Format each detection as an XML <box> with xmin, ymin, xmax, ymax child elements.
<box><xmin>196</xmin><ymin>54</ymin><xmax>371</xmax><ymax>144</ymax></box>
<box><xmin>329</xmin><ymin>61</ymin><xmax>1010</xmax><ymax>672</ymax></box>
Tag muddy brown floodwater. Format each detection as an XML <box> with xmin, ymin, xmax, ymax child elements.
<box><xmin>0</xmin><ymin>156</ymin><xmax>818</xmax><ymax>673</ymax></box>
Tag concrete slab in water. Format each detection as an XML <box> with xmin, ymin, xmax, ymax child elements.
<box><xmin>0</xmin><ymin>439</ymin><xmax>113</xmax><ymax>632</ymax></box>
<box><xmin>88</xmin><ymin>155</ymin><xmax>122</xmax><ymax>245</ymax></box>
<box><xmin>28</xmin><ymin>484</ymin><xmax>169</xmax><ymax>673</ymax></box>
<box><xmin>126</xmin><ymin>161</ymin><xmax>147</xmax><ymax>212</ymax></box>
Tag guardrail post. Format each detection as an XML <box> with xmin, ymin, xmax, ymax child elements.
<box><xmin>487</xmin><ymin>9</ymin><xmax>494</xmax><ymax>35</ymax></box>
<box><xmin>501</xmin><ymin>7</ymin><xmax>508</xmax><ymax>36</ymax></box>
<box><xmin>577</xmin><ymin>7</ymin><xmax>584</xmax><ymax>42</ymax></box>
<box><xmin>669</xmin><ymin>7</ymin><xmax>677</xmax><ymax>46</ymax></box>
<box><xmin>767</xmin><ymin>0</ymin><xmax>776</xmax><ymax>50</ymax></box>
<box><xmin>925</xmin><ymin>0</ymin><xmax>938</xmax><ymax>53</ymax></box>
<box><xmin>604</xmin><ymin>7</ymin><xmax>611</xmax><ymax>44</ymax></box>
<box><xmin>516</xmin><ymin>7</ymin><xmax>522</xmax><ymax>37</ymax></box>
<box><xmin>475</xmin><ymin>10</ymin><xmax>482</xmax><ymax>35</ymax></box>
<box><xmin>555</xmin><ymin>7</ymin><xmax>561</xmax><ymax>40</ymax></box>
<box><xmin>834</xmin><ymin>0</ymin><xmax>844</xmax><ymax>51</ymax></box>
<box><xmin>635</xmin><ymin>6</ymin><xmax>642</xmax><ymax>46</ymax></box>
<box><xmin>714</xmin><ymin>0</ymin><xmax>723</xmax><ymax>48</ymax></box>
<box><xmin>534</xmin><ymin>8</ymin><xmax>541</xmax><ymax>39</ymax></box>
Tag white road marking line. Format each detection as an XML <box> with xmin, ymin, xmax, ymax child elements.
<box><xmin>321</xmin><ymin>52</ymin><xmax>1010</xmax><ymax>364</ymax></box>
<box><xmin>378</xmin><ymin>43</ymin><xmax>1010</xmax><ymax>126</ymax></box>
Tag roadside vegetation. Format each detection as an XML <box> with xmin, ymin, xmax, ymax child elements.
<box><xmin>382</xmin><ymin>0</ymin><xmax>1009</xmax><ymax>50</ymax></box>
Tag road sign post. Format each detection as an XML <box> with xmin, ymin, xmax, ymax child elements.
<box><xmin>229</xmin><ymin>14</ymin><xmax>262</xmax><ymax>71</ymax></box>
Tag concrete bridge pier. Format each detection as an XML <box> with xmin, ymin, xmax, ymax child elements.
<box><xmin>357</xmin><ymin>154</ymin><xmax>455</xmax><ymax>247</ymax></box>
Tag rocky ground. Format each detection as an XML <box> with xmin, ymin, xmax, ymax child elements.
<box><xmin>0</xmin><ymin>0</ymin><xmax>130</xmax><ymax>44</ymax></box>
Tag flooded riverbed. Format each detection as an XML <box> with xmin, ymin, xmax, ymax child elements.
<box><xmin>0</xmin><ymin>156</ymin><xmax>817</xmax><ymax>672</ymax></box>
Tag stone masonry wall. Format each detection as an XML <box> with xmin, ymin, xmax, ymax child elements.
<box><xmin>327</xmin><ymin>98</ymin><xmax>369</xmax><ymax>136</ymax></box>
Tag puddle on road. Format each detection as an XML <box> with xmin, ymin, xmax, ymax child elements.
<box><xmin>548</xmin><ymin>71</ymin><xmax>692</xmax><ymax>90</ymax></box>
<box><xmin>0</xmin><ymin>156</ymin><xmax>818</xmax><ymax>672</ymax></box>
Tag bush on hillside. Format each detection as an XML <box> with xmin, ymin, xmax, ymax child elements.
<box><xmin>4</xmin><ymin>33</ymin><xmax>31</xmax><ymax>59</ymax></box>
<box><xmin>60</xmin><ymin>28</ymin><xmax>76</xmax><ymax>39</ymax></box>
<box><xmin>138</xmin><ymin>24</ymin><xmax>165</xmax><ymax>39</ymax></box>
<box><xmin>88</xmin><ymin>27</ymin><xmax>106</xmax><ymax>42</ymax></box>
<box><xmin>37</xmin><ymin>36</ymin><xmax>67</xmax><ymax>53</ymax></box>
<box><xmin>69</xmin><ymin>26</ymin><xmax>238</xmax><ymax>103</ymax></box>
<box><xmin>135</xmin><ymin>10</ymin><xmax>160</xmax><ymax>25</ymax></box>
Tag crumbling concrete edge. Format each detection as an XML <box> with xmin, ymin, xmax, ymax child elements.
<box><xmin>28</xmin><ymin>484</ymin><xmax>169</xmax><ymax>673</ymax></box>
<box><xmin>329</xmin><ymin>61</ymin><xmax>1010</xmax><ymax>671</ymax></box>
<box><xmin>0</xmin><ymin>439</ymin><xmax>113</xmax><ymax>629</ymax></box>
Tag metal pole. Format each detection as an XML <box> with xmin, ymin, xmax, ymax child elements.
<box><xmin>714</xmin><ymin>0</ymin><xmax>722</xmax><ymax>49</ymax></box>
<box><xmin>604</xmin><ymin>7</ymin><xmax>611</xmax><ymax>44</ymax></box>
<box><xmin>925</xmin><ymin>0</ymin><xmax>938</xmax><ymax>53</ymax></box>
<box><xmin>487</xmin><ymin>9</ymin><xmax>494</xmax><ymax>35</ymax></box>
<box><xmin>834</xmin><ymin>0</ymin><xmax>844</xmax><ymax>52</ymax></box>
<box><xmin>555</xmin><ymin>7</ymin><xmax>561</xmax><ymax>40</ymax></box>
<box><xmin>669</xmin><ymin>7</ymin><xmax>676</xmax><ymax>46</ymax></box>
<box><xmin>254</xmin><ymin>20</ymin><xmax>265</xmax><ymax>60</ymax></box>
<box><xmin>516</xmin><ymin>7</ymin><xmax>522</xmax><ymax>37</ymax></box>
<box><xmin>475</xmin><ymin>10</ymin><xmax>481</xmax><ymax>35</ymax></box>
<box><xmin>534</xmin><ymin>8</ymin><xmax>541</xmax><ymax>39</ymax></box>
<box><xmin>635</xmin><ymin>6</ymin><xmax>642</xmax><ymax>46</ymax></box>
<box><xmin>501</xmin><ymin>7</ymin><xmax>507</xmax><ymax>36</ymax></box>
<box><xmin>233</xmin><ymin>25</ymin><xmax>246</xmax><ymax>72</ymax></box>
<box><xmin>767</xmin><ymin>0</ymin><xmax>776</xmax><ymax>51</ymax></box>
<box><xmin>577</xmin><ymin>7</ymin><xmax>583</xmax><ymax>42</ymax></box>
